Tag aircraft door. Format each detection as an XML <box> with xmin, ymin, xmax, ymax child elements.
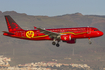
<box><xmin>17</xmin><ymin>31</ymin><xmax>21</xmax><ymax>37</ymax></box>
<box><xmin>16</xmin><ymin>31</ymin><xmax>24</xmax><ymax>37</ymax></box>
<box><xmin>87</xmin><ymin>27</ymin><xmax>91</xmax><ymax>34</ymax></box>
<box><xmin>21</xmin><ymin>31</ymin><xmax>25</xmax><ymax>37</ymax></box>
<box><xmin>87</xmin><ymin>27</ymin><xmax>91</xmax><ymax>38</ymax></box>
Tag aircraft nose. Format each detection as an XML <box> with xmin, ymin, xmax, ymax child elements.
<box><xmin>98</xmin><ymin>31</ymin><xmax>104</xmax><ymax>36</ymax></box>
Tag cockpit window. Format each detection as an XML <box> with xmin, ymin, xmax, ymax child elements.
<box><xmin>94</xmin><ymin>29</ymin><xmax>99</xmax><ymax>31</ymax></box>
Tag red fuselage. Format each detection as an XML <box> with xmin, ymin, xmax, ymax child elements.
<box><xmin>3</xmin><ymin>15</ymin><xmax>104</xmax><ymax>47</ymax></box>
<box><xmin>3</xmin><ymin>27</ymin><xmax>103</xmax><ymax>40</ymax></box>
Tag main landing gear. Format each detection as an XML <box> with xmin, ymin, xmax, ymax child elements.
<box><xmin>52</xmin><ymin>41</ymin><xmax>56</xmax><ymax>45</ymax></box>
<box><xmin>88</xmin><ymin>38</ymin><xmax>92</xmax><ymax>44</ymax></box>
<box><xmin>52</xmin><ymin>41</ymin><xmax>60</xmax><ymax>47</ymax></box>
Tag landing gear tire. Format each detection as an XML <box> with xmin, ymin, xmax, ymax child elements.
<box><xmin>89</xmin><ymin>41</ymin><xmax>92</xmax><ymax>44</ymax></box>
<box><xmin>56</xmin><ymin>43</ymin><xmax>60</xmax><ymax>47</ymax></box>
<box><xmin>52</xmin><ymin>42</ymin><xmax>56</xmax><ymax>45</ymax></box>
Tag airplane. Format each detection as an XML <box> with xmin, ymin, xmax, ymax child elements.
<box><xmin>3</xmin><ymin>15</ymin><xmax>104</xmax><ymax>47</ymax></box>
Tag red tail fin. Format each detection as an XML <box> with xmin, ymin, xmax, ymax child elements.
<box><xmin>5</xmin><ymin>15</ymin><xmax>23</xmax><ymax>32</ymax></box>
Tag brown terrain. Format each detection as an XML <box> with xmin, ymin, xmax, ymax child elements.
<box><xmin>0</xmin><ymin>11</ymin><xmax>105</xmax><ymax>69</ymax></box>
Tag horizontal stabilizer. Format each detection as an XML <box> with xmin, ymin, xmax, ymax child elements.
<box><xmin>2</xmin><ymin>31</ymin><xmax>14</xmax><ymax>35</ymax></box>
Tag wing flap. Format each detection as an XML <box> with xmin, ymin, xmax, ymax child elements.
<box><xmin>37</xmin><ymin>28</ymin><xmax>60</xmax><ymax>38</ymax></box>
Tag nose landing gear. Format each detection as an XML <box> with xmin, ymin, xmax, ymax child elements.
<box><xmin>88</xmin><ymin>38</ymin><xmax>92</xmax><ymax>44</ymax></box>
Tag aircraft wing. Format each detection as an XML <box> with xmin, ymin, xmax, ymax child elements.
<box><xmin>37</xmin><ymin>28</ymin><xmax>60</xmax><ymax>38</ymax></box>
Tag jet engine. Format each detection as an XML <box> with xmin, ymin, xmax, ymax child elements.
<box><xmin>62</xmin><ymin>39</ymin><xmax>76</xmax><ymax>44</ymax></box>
<box><xmin>60</xmin><ymin>35</ymin><xmax>71</xmax><ymax>41</ymax></box>
<box><xmin>61</xmin><ymin>35</ymin><xmax>76</xmax><ymax>44</ymax></box>
<box><xmin>66</xmin><ymin>39</ymin><xmax>76</xmax><ymax>44</ymax></box>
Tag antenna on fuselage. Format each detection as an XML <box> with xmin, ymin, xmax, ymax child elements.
<box><xmin>87</xmin><ymin>26</ymin><xmax>89</xmax><ymax>27</ymax></box>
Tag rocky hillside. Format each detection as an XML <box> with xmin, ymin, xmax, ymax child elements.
<box><xmin>0</xmin><ymin>11</ymin><xmax>105</xmax><ymax>67</ymax></box>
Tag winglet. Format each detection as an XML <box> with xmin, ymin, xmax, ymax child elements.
<box><xmin>34</xmin><ymin>26</ymin><xmax>37</xmax><ymax>29</ymax></box>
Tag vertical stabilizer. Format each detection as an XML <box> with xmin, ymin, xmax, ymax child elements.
<box><xmin>5</xmin><ymin>15</ymin><xmax>23</xmax><ymax>32</ymax></box>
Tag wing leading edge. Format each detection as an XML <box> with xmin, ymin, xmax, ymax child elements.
<box><xmin>37</xmin><ymin>28</ymin><xmax>60</xmax><ymax>38</ymax></box>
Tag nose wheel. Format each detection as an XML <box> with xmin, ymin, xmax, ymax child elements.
<box><xmin>89</xmin><ymin>41</ymin><xmax>92</xmax><ymax>44</ymax></box>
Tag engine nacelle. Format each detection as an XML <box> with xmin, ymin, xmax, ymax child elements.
<box><xmin>62</xmin><ymin>39</ymin><xmax>76</xmax><ymax>44</ymax></box>
<box><xmin>61</xmin><ymin>35</ymin><xmax>71</xmax><ymax>41</ymax></box>
<box><xmin>66</xmin><ymin>39</ymin><xmax>76</xmax><ymax>44</ymax></box>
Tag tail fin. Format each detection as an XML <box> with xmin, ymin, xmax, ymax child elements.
<box><xmin>5</xmin><ymin>15</ymin><xmax>23</xmax><ymax>32</ymax></box>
